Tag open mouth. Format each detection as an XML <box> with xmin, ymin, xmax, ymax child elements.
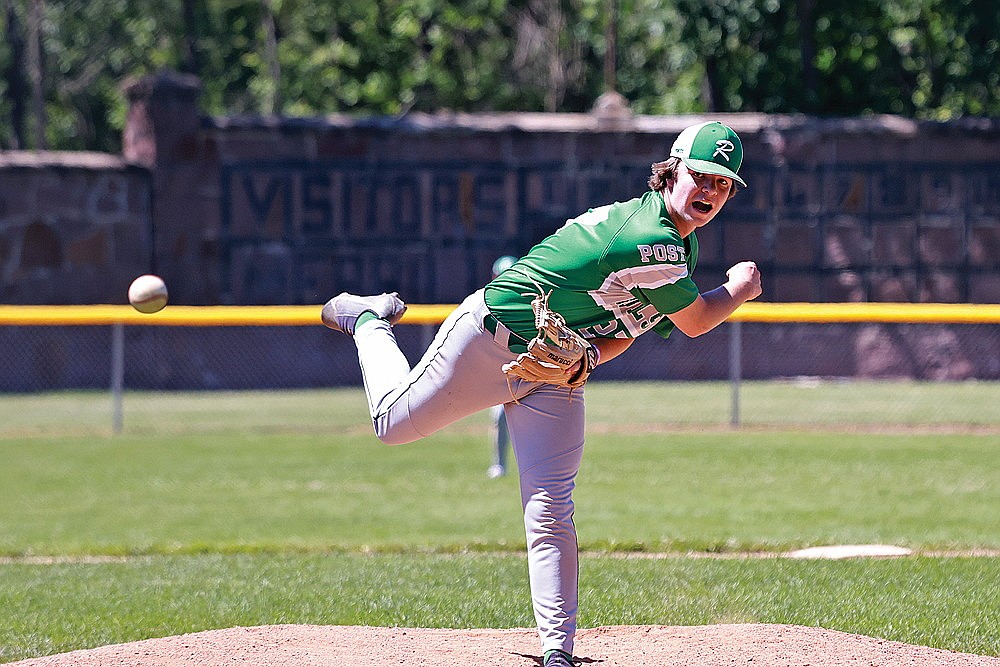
<box><xmin>692</xmin><ymin>200</ymin><xmax>713</xmax><ymax>214</ymax></box>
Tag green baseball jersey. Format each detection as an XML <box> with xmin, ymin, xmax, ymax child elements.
<box><xmin>485</xmin><ymin>190</ymin><xmax>700</xmax><ymax>342</ymax></box>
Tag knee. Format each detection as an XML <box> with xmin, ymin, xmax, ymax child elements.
<box><xmin>374</xmin><ymin>431</ymin><xmax>414</xmax><ymax>446</ymax></box>
<box><xmin>523</xmin><ymin>492</ymin><xmax>576</xmax><ymax>530</ymax></box>
<box><xmin>372</xmin><ymin>416</ymin><xmax>422</xmax><ymax>446</ymax></box>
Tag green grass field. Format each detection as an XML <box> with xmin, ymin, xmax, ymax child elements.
<box><xmin>1</xmin><ymin>381</ymin><xmax>998</xmax><ymax>662</ymax></box>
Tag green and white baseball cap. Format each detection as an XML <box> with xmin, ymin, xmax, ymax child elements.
<box><xmin>670</xmin><ymin>121</ymin><xmax>747</xmax><ymax>188</ymax></box>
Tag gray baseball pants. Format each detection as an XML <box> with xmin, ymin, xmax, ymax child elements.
<box><xmin>351</xmin><ymin>289</ymin><xmax>585</xmax><ymax>655</ymax></box>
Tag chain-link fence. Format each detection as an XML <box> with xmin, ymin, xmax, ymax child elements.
<box><xmin>1</xmin><ymin>307</ymin><xmax>997</xmax><ymax>435</ymax></box>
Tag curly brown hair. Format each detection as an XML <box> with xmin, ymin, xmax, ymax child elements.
<box><xmin>648</xmin><ymin>157</ymin><xmax>740</xmax><ymax>200</ymax></box>
<box><xmin>647</xmin><ymin>158</ymin><xmax>682</xmax><ymax>192</ymax></box>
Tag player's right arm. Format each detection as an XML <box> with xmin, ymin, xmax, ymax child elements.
<box><xmin>666</xmin><ymin>261</ymin><xmax>762</xmax><ymax>337</ymax></box>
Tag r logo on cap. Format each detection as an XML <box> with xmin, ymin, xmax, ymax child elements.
<box><xmin>713</xmin><ymin>140</ymin><xmax>735</xmax><ymax>161</ymax></box>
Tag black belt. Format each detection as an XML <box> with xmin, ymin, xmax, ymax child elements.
<box><xmin>483</xmin><ymin>312</ymin><xmax>529</xmax><ymax>354</ymax></box>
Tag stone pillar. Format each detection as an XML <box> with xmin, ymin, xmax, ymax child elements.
<box><xmin>123</xmin><ymin>70</ymin><xmax>201</xmax><ymax>169</ymax></box>
<box><xmin>122</xmin><ymin>71</ymin><xmax>218</xmax><ymax>304</ymax></box>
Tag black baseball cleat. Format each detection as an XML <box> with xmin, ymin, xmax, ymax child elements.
<box><xmin>321</xmin><ymin>292</ymin><xmax>407</xmax><ymax>334</ymax></box>
<box><xmin>543</xmin><ymin>649</ymin><xmax>574</xmax><ymax>666</ymax></box>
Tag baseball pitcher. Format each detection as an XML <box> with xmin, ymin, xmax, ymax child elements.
<box><xmin>322</xmin><ymin>121</ymin><xmax>762</xmax><ymax>667</ymax></box>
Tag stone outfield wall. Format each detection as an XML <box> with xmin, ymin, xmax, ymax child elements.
<box><xmin>0</xmin><ymin>152</ymin><xmax>152</xmax><ymax>304</ymax></box>
<box><xmin>0</xmin><ymin>71</ymin><xmax>998</xmax><ymax>385</ymax></box>
<box><xmin>1</xmin><ymin>71</ymin><xmax>998</xmax><ymax>308</ymax></box>
<box><xmin>117</xmin><ymin>72</ymin><xmax>1000</xmax><ymax>308</ymax></box>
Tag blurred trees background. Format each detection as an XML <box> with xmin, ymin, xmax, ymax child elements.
<box><xmin>1</xmin><ymin>0</ymin><xmax>998</xmax><ymax>152</ymax></box>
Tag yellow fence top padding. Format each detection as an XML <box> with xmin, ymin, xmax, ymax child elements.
<box><xmin>728</xmin><ymin>302</ymin><xmax>1000</xmax><ymax>324</ymax></box>
<box><xmin>0</xmin><ymin>304</ymin><xmax>456</xmax><ymax>326</ymax></box>
<box><xmin>0</xmin><ymin>302</ymin><xmax>998</xmax><ymax>326</ymax></box>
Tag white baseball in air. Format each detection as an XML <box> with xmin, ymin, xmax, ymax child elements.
<box><xmin>128</xmin><ymin>274</ymin><xmax>169</xmax><ymax>313</ymax></box>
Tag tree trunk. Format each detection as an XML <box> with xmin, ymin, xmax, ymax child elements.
<box><xmin>797</xmin><ymin>0</ymin><xmax>818</xmax><ymax>111</ymax></box>
<box><xmin>181</xmin><ymin>0</ymin><xmax>201</xmax><ymax>75</ymax></box>
<box><xmin>262</xmin><ymin>0</ymin><xmax>281</xmax><ymax>114</ymax></box>
<box><xmin>28</xmin><ymin>0</ymin><xmax>46</xmax><ymax>149</ymax></box>
<box><xmin>2</xmin><ymin>0</ymin><xmax>27</xmax><ymax>148</ymax></box>
<box><xmin>604</xmin><ymin>0</ymin><xmax>617</xmax><ymax>92</ymax></box>
<box><xmin>703</xmin><ymin>54</ymin><xmax>723</xmax><ymax>111</ymax></box>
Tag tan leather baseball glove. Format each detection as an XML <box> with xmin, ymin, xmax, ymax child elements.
<box><xmin>501</xmin><ymin>290</ymin><xmax>599</xmax><ymax>389</ymax></box>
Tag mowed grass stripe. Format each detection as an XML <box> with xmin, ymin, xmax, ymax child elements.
<box><xmin>1</xmin><ymin>381</ymin><xmax>998</xmax><ymax>438</ymax></box>
<box><xmin>0</xmin><ymin>553</ymin><xmax>998</xmax><ymax>662</ymax></box>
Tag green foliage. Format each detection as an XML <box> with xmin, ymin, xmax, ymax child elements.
<box><xmin>673</xmin><ymin>0</ymin><xmax>1000</xmax><ymax>117</ymax></box>
<box><xmin>0</xmin><ymin>0</ymin><xmax>998</xmax><ymax>150</ymax></box>
<box><xmin>270</xmin><ymin>0</ymin><xmax>529</xmax><ymax>114</ymax></box>
<box><xmin>11</xmin><ymin>0</ymin><xmax>184</xmax><ymax>150</ymax></box>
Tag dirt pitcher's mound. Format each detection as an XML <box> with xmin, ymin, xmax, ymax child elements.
<box><xmin>5</xmin><ymin>623</ymin><xmax>1000</xmax><ymax>667</ymax></box>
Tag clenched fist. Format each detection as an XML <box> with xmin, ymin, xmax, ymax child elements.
<box><xmin>726</xmin><ymin>261</ymin><xmax>762</xmax><ymax>302</ymax></box>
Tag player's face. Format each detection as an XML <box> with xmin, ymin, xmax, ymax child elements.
<box><xmin>664</xmin><ymin>166</ymin><xmax>733</xmax><ymax>234</ymax></box>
